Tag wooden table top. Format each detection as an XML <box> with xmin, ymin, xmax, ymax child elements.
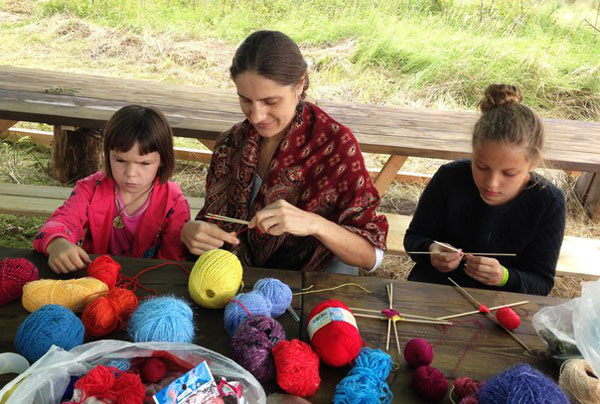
<box><xmin>2</xmin><ymin>65</ymin><xmax>599</xmax><ymax>171</ymax></box>
<box><xmin>301</xmin><ymin>272</ymin><xmax>565</xmax><ymax>403</ymax></box>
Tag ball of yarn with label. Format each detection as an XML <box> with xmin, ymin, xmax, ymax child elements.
<box><xmin>128</xmin><ymin>296</ymin><xmax>194</xmax><ymax>343</ymax></box>
<box><xmin>230</xmin><ymin>315</ymin><xmax>286</xmax><ymax>383</ymax></box>
<box><xmin>253</xmin><ymin>278</ymin><xmax>293</xmax><ymax>317</ymax></box>
<box><xmin>141</xmin><ymin>358</ymin><xmax>167</xmax><ymax>384</ymax></box>
<box><xmin>412</xmin><ymin>366</ymin><xmax>448</xmax><ymax>402</ymax></box>
<box><xmin>404</xmin><ymin>337</ymin><xmax>434</xmax><ymax>368</ymax></box>
<box><xmin>307</xmin><ymin>299</ymin><xmax>362</xmax><ymax>367</ymax></box>
<box><xmin>0</xmin><ymin>258</ymin><xmax>39</xmax><ymax>306</ymax></box>
<box><xmin>496</xmin><ymin>307</ymin><xmax>521</xmax><ymax>330</ymax></box>
<box><xmin>272</xmin><ymin>339</ymin><xmax>320</xmax><ymax>397</ymax></box>
<box><xmin>559</xmin><ymin>359</ymin><xmax>600</xmax><ymax>404</ymax></box>
<box><xmin>82</xmin><ymin>287</ymin><xmax>139</xmax><ymax>337</ymax></box>
<box><xmin>479</xmin><ymin>363</ymin><xmax>568</xmax><ymax>403</ymax></box>
<box><xmin>334</xmin><ymin>347</ymin><xmax>393</xmax><ymax>403</ymax></box>
<box><xmin>22</xmin><ymin>277</ymin><xmax>108</xmax><ymax>313</ymax></box>
<box><xmin>224</xmin><ymin>291</ymin><xmax>272</xmax><ymax>336</ymax></box>
<box><xmin>188</xmin><ymin>249</ymin><xmax>243</xmax><ymax>309</ymax></box>
<box><xmin>15</xmin><ymin>304</ymin><xmax>84</xmax><ymax>363</ymax></box>
<box><xmin>87</xmin><ymin>255</ymin><xmax>121</xmax><ymax>289</ymax></box>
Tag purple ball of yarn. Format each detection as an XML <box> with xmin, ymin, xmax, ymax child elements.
<box><xmin>230</xmin><ymin>315</ymin><xmax>286</xmax><ymax>383</ymax></box>
<box><xmin>224</xmin><ymin>292</ymin><xmax>272</xmax><ymax>336</ymax></box>
<box><xmin>479</xmin><ymin>364</ymin><xmax>569</xmax><ymax>404</ymax></box>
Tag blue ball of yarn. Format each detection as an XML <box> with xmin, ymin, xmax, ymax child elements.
<box><xmin>253</xmin><ymin>278</ymin><xmax>292</xmax><ymax>317</ymax></box>
<box><xmin>15</xmin><ymin>304</ymin><xmax>84</xmax><ymax>363</ymax></box>
<box><xmin>103</xmin><ymin>358</ymin><xmax>131</xmax><ymax>371</ymax></box>
<box><xmin>479</xmin><ymin>363</ymin><xmax>569</xmax><ymax>404</ymax></box>
<box><xmin>224</xmin><ymin>292</ymin><xmax>272</xmax><ymax>336</ymax></box>
<box><xmin>128</xmin><ymin>296</ymin><xmax>194</xmax><ymax>343</ymax></box>
<box><xmin>334</xmin><ymin>347</ymin><xmax>393</xmax><ymax>404</ymax></box>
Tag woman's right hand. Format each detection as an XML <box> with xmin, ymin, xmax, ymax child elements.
<box><xmin>46</xmin><ymin>237</ymin><xmax>91</xmax><ymax>274</ymax></box>
<box><xmin>429</xmin><ymin>242</ymin><xmax>463</xmax><ymax>273</ymax></box>
<box><xmin>181</xmin><ymin>220</ymin><xmax>240</xmax><ymax>255</ymax></box>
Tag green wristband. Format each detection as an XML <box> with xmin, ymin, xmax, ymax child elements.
<box><xmin>499</xmin><ymin>266</ymin><xmax>509</xmax><ymax>287</ymax></box>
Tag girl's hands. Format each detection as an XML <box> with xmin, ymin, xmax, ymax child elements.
<box><xmin>181</xmin><ymin>220</ymin><xmax>239</xmax><ymax>255</ymax></box>
<box><xmin>429</xmin><ymin>242</ymin><xmax>463</xmax><ymax>273</ymax></box>
<box><xmin>46</xmin><ymin>237</ymin><xmax>91</xmax><ymax>274</ymax></box>
<box><xmin>464</xmin><ymin>254</ymin><xmax>504</xmax><ymax>286</ymax></box>
<box><xmin>249</xmin><ymin>200</ymin><xmax>319</xmax><ymax>237</ymax></box>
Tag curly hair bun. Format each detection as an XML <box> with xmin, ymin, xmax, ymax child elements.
<box><xmin>478</xmin><ymin>84</ymin><xmax>523</xmax><ymax>113</ymax></box>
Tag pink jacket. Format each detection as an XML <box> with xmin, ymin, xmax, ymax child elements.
<box><xmin>34</xmin><ymin>171</ymin><xmax>190</xmax><ymax>260</ymax></box>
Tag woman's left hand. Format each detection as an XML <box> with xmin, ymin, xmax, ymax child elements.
<box><xmin>463</xmin><ymin>254</ymin><xmax>504</xmax><ymax>286</ymax></box>
<box><xmin>249</xmin><ymin>200</ymin><xmax>320</xmax><ymax>237</ymax></box>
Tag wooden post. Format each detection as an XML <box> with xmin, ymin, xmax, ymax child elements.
<box><xmin>374</xmin><ymin>155</ymin><xmax>408</xmax><ymax>196</ymax></box>
<box><xmin>575</xmin><ymin>172</ymin><xmax>600</xmax><ymax>221</ymax></box>
<box><xmin>0</xmin><ymin>120</ymin><xmax>18</xmax><ymax>135</ymax></box>
<box><xmin>51</xmin><ymin>125</ymin><xmax>103</xmax><ymax>184</ymax></box>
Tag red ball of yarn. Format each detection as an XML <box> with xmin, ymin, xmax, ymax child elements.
<box><xmin>272</xmin><ymin>339</ymin><xmax>320</xmax><ymax>397</ymax></box>
<box><xmin>74</xmin><ymin>364</ymin><xmax>145</xmax><ymax>404</ymax></box>
<box><xmin>0</xmin><ymin>258</ymin><xmax>38</xmax><ymax>306</ymax></box>
<box><xmin>412</xmin><ymin>366</ymin><xmax>448</xmax><ymax>402</ymax></box>
<box><xmin>404</xmin><ymin>337</ymin><xmax>434</xmax><ymax>368</ymax></box>
<box><xmin>87</xmin><ymin>255</ymin><xmax>121</xmax><ymax>289</ymax></box>
<box><xmin>459</xmin><ymin>397</ymin><xmax>479</xmax><ymax>404</ymax></box>
<box><xmin>140</xmin><ymin>358</ymin><xmax>167</xmax><ymax>384</ymax></box>
<box><xmin>307</xmin><ymin>299</ymin><xmax>362</xmax><ymax>367</ymax></box>
<box><xmin>454</xmin><ymin>377</ymin><xmax>480</xmax><ymax>398</ymax></box>
<box><xmin>112</xmin><ymin>372</ymin><xmax>146</xmax><ymax>403</ymax></box>
<box><xmin>82</xmin><ymin>287</ymin><xmax>139</xmax><ymax>337</ymax></box>
<box><xmin>496</xmin><ymin>307</ymin><xmax>521</xmax><ymax>330</ymax></box>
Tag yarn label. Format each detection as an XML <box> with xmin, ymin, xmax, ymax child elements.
<box><xmin>308</xmin><ymin>307</ymin><xmax>358</xmax><ymax>340</ymax></box>
<box><xmin>153</xmin><ymin>361</ymin><xmax>220</xmax><ymax>403</ymax></box>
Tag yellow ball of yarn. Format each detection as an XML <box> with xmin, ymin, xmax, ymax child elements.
<box><xmin>22</xmin><ymin>277</ymin><xmax>108</xmax><ymax>313</ymax></box>
<box><xmin>188</xmin><ymin>249</ymin><xmax>243</xmax><ymax>309</ymax></box>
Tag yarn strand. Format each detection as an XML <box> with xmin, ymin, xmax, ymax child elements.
<box><xmin>293</xmin><ymin>283</ymin><xmax>372</xmax><ymax>296</ymax></box>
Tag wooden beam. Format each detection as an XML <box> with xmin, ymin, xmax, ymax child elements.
<box><xmin>374</xmin><ymin>155</ymin><xmax>408</xmax><ymax>195</ymax></box>
<box><xmin>575</xmin><ymin>172</ymin><xmax>600</xmax><ymax>221</ymax></box>
<box><xmin>0</xmin><ymin>120</ymin><xmax>18</xmax><ymax>135</ymax></box>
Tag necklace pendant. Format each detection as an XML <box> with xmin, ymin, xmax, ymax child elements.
<box><xmin>113</xmin><ymin>215</ymin><xmax>125</xmax><ymax>229</ymax></box>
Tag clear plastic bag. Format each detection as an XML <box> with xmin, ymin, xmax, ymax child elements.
<box><xmin>533</xmin><ymin>279</ymin><xmax>600</xmax><ymax>377</ymax></box>
<box><xmin>0</xmin><ymin>340</ymin><xmax>266</xmax><ymax>404</ymax></box>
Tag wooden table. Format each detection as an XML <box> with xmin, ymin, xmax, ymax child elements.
<box><xmin>301</xmin><ymin>272</ymin><xmax>565</xmax><ymax>403</ymax></box>
<box><xmin>0</xmin><ymin>247</ymin><xmax>302</xmax><ymax>396</ymax></box>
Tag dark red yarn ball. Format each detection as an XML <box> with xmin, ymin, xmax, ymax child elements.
<box><xmin>140</xmin><ymin>358</ymin><xmax>167</xmax><ymax>384</ymax></box>
<box><xmin>454</xmin><ymin>377</ymin><xmax>480</xmax><ymax>398</ymax></box>
<box><xmin>496</xmin><ymin>307</ymin><xmax>521</xmax><ymax>330</ymax></box>
<box><xmin>0</xmin><ymin>258</ymin><xmax>38</xmax><ymax>306</ymax></box>
<box><xmin>412</xmin><ymin>365</ymin><xmax>448</xmax><ymax>402</ymax></box>
<box><xmin>404</xmin><ymin>337</ymin><xmax>434</xmax><ymax>368</ymax></box>
<box><xmin>87</xmin><ymin>255</ymin><xmax>121</xmax><ymax>289</ymax></box>
<box><xmin>459</xmin><ymin>397</ymin><xmax>479</xmax><ymax>404</ymax></box>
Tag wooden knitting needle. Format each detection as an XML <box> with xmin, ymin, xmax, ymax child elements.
<box><xmin>406</xmin><ymin>251</ymin><xmax>516</xmax><ymax>257</ymax></box>
<box><xmin>354</xmin><ymin>313</ymin><xmax>452</xmax><ymax>325</ymax></box>
<box><xmin>389</xmin><ymin>284</ymin><xmax>402</xmax><ymax>358</ymax></box>
<box><xmin>386</xmin><ymin>283</ymin><xmax>392</xmax><ymax>351</ymax></box>
<box><xmin>436</xmin><ymin>300</ymin><xmax>529</xmax><ymax>321</ymax></box>
<box><xmin>351</xmin><ymin>307</ymin><xmax>442</xmax><ymax>322</ymax></box>
<box><xmin>206</xmin><ymin>213</ymin><xmax>250</xmax><ymax>225</ymax></box>
<box><xmin>447</xmin><ymin>277</ymin><xmax>533</xmax><ymax>354</ymax></box>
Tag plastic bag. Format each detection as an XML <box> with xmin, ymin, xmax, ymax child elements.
<box><xmin>533</xmin><ymin>278</ymin><xmax>600</xmax><ymax>377</ymax></box>
<box><xmin>0</xmin><ymin>340</ymin><xmax>266</xmax><ymax>404</ymax></box>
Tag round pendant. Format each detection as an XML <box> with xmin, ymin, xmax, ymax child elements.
<box><xmin>113</xmin><ymin>215</ymin><xmax>125</xmax><ymax>229</ymax></box>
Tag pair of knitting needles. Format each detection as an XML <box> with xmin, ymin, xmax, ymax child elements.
<box><xmin>406</xmin><ymin>240</ymin><xmax>517</xmax><ymax>257</ymax></box>
<box><xmin>206</xmin><ymin>213</ymin><xmax>250</xmax><ymax>226</ymax></box>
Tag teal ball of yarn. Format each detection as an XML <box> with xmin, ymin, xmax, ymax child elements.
<box><xmin>224</xmin><ymin>292</ymin><xmax>272</xmax><ymax>336</ymax></box>
<box><xmin>253</xmin><ymin>278</ymin><xmax>292</xmax><ymax>317</ymax></box>
<box><xmin>334</xmin><ymin>348</ymin><xmax>394</xmax><ymax>403</ymax></box>
<box><xmin>128</xmin><ymin>296</ymin><xmax>194</xmax><ymax>343</ymax></box>
<box><xmin>15</xmin><ymin>304</ymin><xmax>84</xmax><ymax>363</ymax></box>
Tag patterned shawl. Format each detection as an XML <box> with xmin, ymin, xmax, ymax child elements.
<box><xmin>198</xmin><ymin>102</ymin><xmax>388</xmax><ymax>271</ymax></box>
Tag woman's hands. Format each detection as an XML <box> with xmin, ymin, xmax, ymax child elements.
<box><xmin>429</xmin><ymin>242</ymin><xmax>463</xmax><ymax>273</ymax></box>
<box><xmin>46</xmin><ymin>237</ymin><xmax>91</xmax><ymax>274</ymax></box>
<box><xmin>249</xmin><ymin>200</ymin><xmax>320</xmax><ymax>237</ymax></box>
<box><xmin>181</xmin><ymin>220</ymin><xmax>240</xmax><ymax>255</ymax></box>
<box><xmin>464</xmin><ymin>254</ymin><xmax>504</xmax><ymax>286</ymax></box>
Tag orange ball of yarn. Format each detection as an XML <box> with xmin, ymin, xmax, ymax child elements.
<box><xmin>81</xmin><ymin>287</ymin><xmax>138</xmax><ymax>337</ymax></box>
<box><xmin>272</xmin><ymin>339</ymin><xmax>320</xmax><ymax>397</ymax></box>
<box><xmin>87</xmin><ymin>255</ymin><xmax>121</xmax><ymax>289</ymax></box>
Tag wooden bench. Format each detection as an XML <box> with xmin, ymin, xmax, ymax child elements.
<box><xmin>1</xmin><ymin>182</ymin><xmax>598</xmax><ymax>279</ymax></box>
<box><xmin>2</xmin><ymin>66</ymin><xmax>600</xmax><ymax>217</ymax></box>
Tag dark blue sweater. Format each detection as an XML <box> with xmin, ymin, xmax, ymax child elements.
<box><xmin>403</xmin><ymin>160</ymin><xmax>566</xmax><ymax>296</ymax></box>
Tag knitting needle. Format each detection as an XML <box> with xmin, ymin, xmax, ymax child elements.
<box><xmin>350</xmin><ymin>307</ymin><xmax>441</xmax><ymax>322</ymax></box>
<box><xmin>286</xmin><ymin>306</ymin><xmax>300</xmax><ymax>322</ymax></box>
<box><xmin>447</xmin><ymin>277</ymin><xmax>533</xmax><ymax>354</ymax></box>
<box><xmin>436</xmin><ymin>300</ymin><xmax>529</xmax><ymax>321</ymax></box>
<box><xmin>406</xmin><ymin>251</ymin><xmax>516</xmax><ymax>257</ymax></box>
<box><xmin>389</xmin><ymin>284</ymin><xmax>402</xmax><ymax>358</ymax></box>
<box><xmin>386</xmin><ymin>284</ymin><xmax>392</xmax><ymax>351</ymax></box>
<box><xmin>206</xmin><ymin>213</ymin><xmax>250</xmax><ymax>225</ymax></box>
<box><xmin>354</xmin><ymin>313</ymin><xmax>453</xmax><ymax>325</ymax></box>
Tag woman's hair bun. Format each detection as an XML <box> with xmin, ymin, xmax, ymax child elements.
<box><xmin>478</xmin><ymin>84</ymin><xmax>523</xmax><ymax>113</ymax></box>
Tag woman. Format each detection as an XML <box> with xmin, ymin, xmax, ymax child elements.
<box><xmin>181</xmin><ymin>30</ymin><xmax>388</xmax><ymax>273</ymax></box>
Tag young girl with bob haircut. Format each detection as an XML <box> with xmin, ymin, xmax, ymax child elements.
<box><xmin>34</xmin><ymin>105</ymin><xmax>190</xmax><ymax>273</ymax></box>
<box><xmin>404</xmin><ymin>84</ymin><xmax>566</xmax><ymax>296</ymax></box>
<box><xmin>181</xmin><ymin>30</ymin><xmax>388</xmax><ymax>273</ymax></box>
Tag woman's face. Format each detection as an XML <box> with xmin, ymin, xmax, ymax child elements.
<box><xmin>471</xmin><ymin>141</ymin><xmax>534</xmax><ymax>206</ymax></box>
<box><xmin>234</xmin><ymin>72</ymin><xmax>304</xmax><ymax>139</ymax></box>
